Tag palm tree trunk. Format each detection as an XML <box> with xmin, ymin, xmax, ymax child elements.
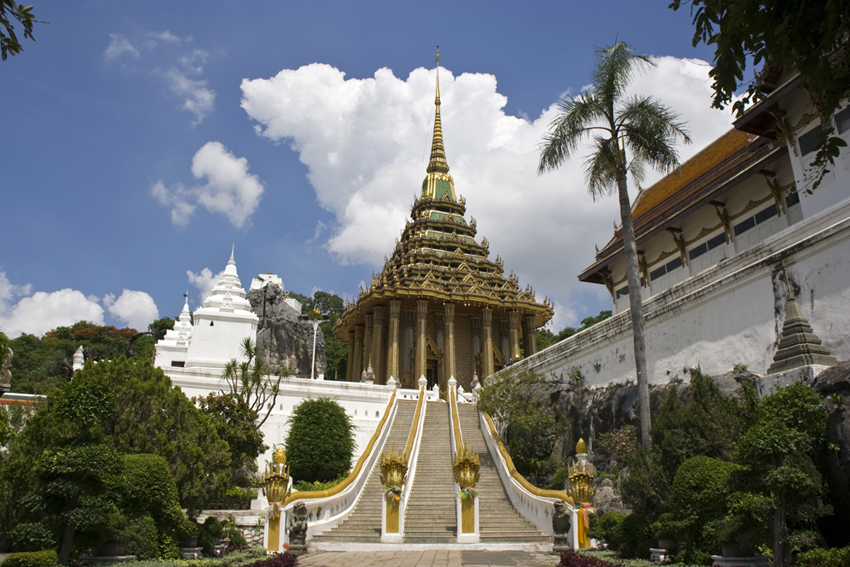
<box><xmin>616</xmin><ymin>170</ymin><xmax>652</xmax><ymax>449</ymax></box>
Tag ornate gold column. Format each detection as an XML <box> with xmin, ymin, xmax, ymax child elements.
<box><xmin>481</xmin><ymin>308</ymin><xmax>494</xmax><ymax>379</ymax></box>
<box><xmin>508</xmin><ymin>311</ymin><xmax>521</xmax><ymax>361</ymax></box>
<box><xmin>372</xmin><ymin>306</ymin><xmax>386</xmax><ymax>384</ymax></box>
<box><xmin>347</xmin><ymin>330</ymin><xmax>355</xmax><ymax>382</ymax></box>
<box><xmin>364</xmin><ymin>313</ymin><xmax>374</xmax><ymax>373</ymax></box>
<box><xmin>386</xmin><ymin>300</ymin><xmax>401</xmax><ymax>383</ymax></box>
<box><xmin>415</xmin><ymin>300</ymin><xmax>428</xmax><ymax>382</ymax></box>
<box><xmin>523</xmin><ymin>315</ymin><xmax>537</xmax><ymax>357</ymax></box>
<box><xmin>442</xmin><ymin>303</ymin><xmax>457</xmax><ymax>388</ymax></box>
<box><xmin>352</xmin><ymin>326</ymin><xmax>364</xmax><ymax>382</ymax></box>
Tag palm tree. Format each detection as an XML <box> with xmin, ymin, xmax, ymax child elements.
<box><xmin>538</xmin><ymin>42</ymin><xmax>691</xmax><ymax>449</ymax></box>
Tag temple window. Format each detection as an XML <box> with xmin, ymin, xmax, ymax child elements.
<box><xmin>171</xmin><ymin>361</ymin><xmax>185</xmax><ymax>367</ymax></box>
<box><xmin>798</xmin><ymin>125</ymin><xmax>822</xmax><ymax>155</ymax></box>
<box><xmin>835</xmin><ymin>106</ymin><xmax>850</xmax><ymax>135</ymax></box>
<box><xmin>650</xmin><ymin>256</ymin><xmax>684</xmax><ymax>281</ymax></box>
<box><xmin>688</xmin><ymin>233</ymin><xmax>726</xmax><ymax>261</ymax></box>
<box><xmin>734</xmin><ymin>204</ymin><xmax>778</xmax><ymax>236</ymax></box>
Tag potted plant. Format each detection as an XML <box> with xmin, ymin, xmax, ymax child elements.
<box><xmin>91</xmin><ymin>511</ymin><xmax>128</xmax><ymax>556</ymax></box>
<box><xmin>178</xmin><ymin>517</ymin><xmax>200</xmax><ymax>548</ymax></box>
<box><xmin>715</xmin><ymin>514</ymin><xmax>757</xmax><ymax>558</ymax></box>
<box><xmin>652</xmin><ymin>514</ymin><xmax>679</xmax><ymax>552</ymax></box>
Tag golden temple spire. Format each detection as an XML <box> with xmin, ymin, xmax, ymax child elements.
<box><xmin>427</xmin><ymin>46</ymin><xmax>450</xmax><ymax>175</ymax></box>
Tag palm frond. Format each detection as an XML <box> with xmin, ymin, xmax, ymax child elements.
<box><xmin>538</xmin><ymin>94</ymin><xmax>605</xmax><ymax>174</ymax></box>
<box><xmin>584</xmin><ymin>136</ymin><xmax>619</xmax><ymax>200</ymax></box>
<box><xmin>620</xmin><ymin>95</ymin><xmax>691</xmax><ymax>173</ymax></box>
<box><xmin>592</xmin><ymin>42</ymin><xmax>653</xmax><ymax>110</ymax></box>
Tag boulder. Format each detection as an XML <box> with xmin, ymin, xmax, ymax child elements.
<box><xmin>813</xmin><ymin>362</ymin><xmax>850</xmax><ymax>525</ymax></box>
<box><xmin>247</xmin><ymin>283</ymin><xmax>326</xmax><ymax>378</ymax></box>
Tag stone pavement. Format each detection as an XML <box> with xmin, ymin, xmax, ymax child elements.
<box><xmin>298</xmin><ymin>549</ymin><xmax>559</xmax><ymax>567</ymax></box>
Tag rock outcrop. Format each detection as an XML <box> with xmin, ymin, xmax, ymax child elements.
<box><xmin>247</xmin><ymin>283</ymin><xmax>326</xmax><ymax>378</ymax></box>
<box><xmin>812</xmin><ymin>361</ymin><xmax>850</xmax><ymax>523</ymax></box>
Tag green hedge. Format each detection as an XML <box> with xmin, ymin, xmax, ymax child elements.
<box><xmin>2</xmin><ymin>550</ymin><xmax>59</xmax><ymax>567</ymax></box>
<box><xmin>284</xmin><ymin>398</ymin><xmax>355</xmax><ymax>483</ymax></box>
<box><xmin>795</xmin><ymin>546</ymin><xmax>850</xmax><ymax>567</ymax></box>
<box><xmin>7</xmin><ymin>523</ymin><xmax>57</xmax><ymax>552</ymax></box>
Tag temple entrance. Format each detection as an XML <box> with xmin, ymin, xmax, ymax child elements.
<box><xmin>426</xmin><ymin>360</ymin><xmax>438</xmax><ymax>390</ymax></box>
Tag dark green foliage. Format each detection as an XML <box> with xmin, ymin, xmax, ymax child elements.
<box><xmin>731</xmin><ymin>382</ymin><xmax>830</xmax><ymax>565</ymax></box>
<box><xmin>591</xmin><ymin>511</ymin><xmax>626</xmax><ymax>549</ymax></box>
<box><xmin>476</xmin><ymin>370</ymin><xmax>561</xmax><ymax>479</ymax></box>
<box><xmin>2</xmin><ymin>550</ymin><xmax>59</xmax><ymax>567</ymax></box>
<box><xmin>618</xmin><ymin>514</ymin><xmax>654</xmax><ymax>559</ymax></box>
<box><xmin>596</xmin><ymin>425</ymin><xmax>638</xmax><ymax>473</ymax></box>
<box><xmin>651</xmin><ymin>368</ymin><xmax>745</xmax><ymax>481</ymax></box>
<box><xmin>292</xmin><ymin>474</ymin><xmax>347</xmax><ymax>493</ymax></box>
<box><xmin>147</xmin><ymin>318</ymin><xmax>175</xmax><ymax>341</ymax></box>
<box><xmin>218</xmin><ymin>547</ymin><xmax>270</xmax><ymax>567</ymax></box>
<box><xmin>197</xmin><ymin>393</ymin><xmax>267</xmax><ymax>487</ymax></box>
<box><xmin>198</xmin><ymin>517</ymin><xmax>224</xmax><ymax>555</ymax></box>
<box><xmin>655</xmin><ymin>456</ymin><xmax>743</xmax><ymax>564</ymax></box>
<box><xmin>124</xmin><ymin>516</ymin><xmax>159</xmax><ymax>560</ymax></box>
<box><xmin>536</xmin><ymin>310</ymin><xmax>612</xmax><ymax>351</ymax></box>
<box><xmin>285</xmin><ymin>398</ymin><xmax>355</xmax><ymax>483</ymax></box>
<box><xmin>291</xmin><ymin>290</ymin><xmax>348</xmax><ymax>381</ymax></box>
<box><xmin>620</xmin><ymin>446</ymin><xmax>670</xmax><ymax>517</ymax></box>
<box><xmin>670</xmin><ymin>0</ymin><xmax>850</xmax><ymax>192</ymax></box>
<box><xmin>8</xmin><ymin>522</ymin><xmax>58</xmax><ymax>551</ymax></box>
<box><xmin>0</xmin><ymin>1</ymin><xmax>37</xmax><ymax>60</ymax></box>
<box><xmin>9</xmin><ymin>322</ymin><xmax>157</xmax><ymax>394</ymax></box>
<box><xmin>121</xmin><ymin>453</ymin><xmax>184</xmax><ymax>554</ymax></box>
<box><xmin>796</xmin><ymin>546</ymin><xmax>850</xmax><ymax>567</ymax></box>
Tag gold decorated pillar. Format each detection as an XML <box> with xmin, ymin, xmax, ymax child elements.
<box><xmin>523</xmin><ymin>315</ymin><xmax>537</xmax><ymax>357</ymax></box>
<box><xmin>263</xmin><ymin>446</ymin><xmax>291</xmax><ymax>552</ymax></box>
<box><xmin>363</xmin><ymin>313</ymin><xmax>374</xmax><ymax>374</ymax></box>
<box><xmin>372</xmin><ymin>306</ymin><xmax>386</xmax><ymax>384</ymax></box>
<box><xmin>442</xmin><ymin>303</ymin><xmax>457</xmax><ymax>388</ymax></box>
<box><xmin>352</xmin><ymin>326</ymin><xmax>364</xmax><ymax>382</ymax></box>
<box><xmin>481</xmin><ymin>308</ymin><xmax>494</xmax><ymax>380</ymax></box>
<box><xmin>414</xmin><ymin>300</ymin><xmax>428</xmax><ymax>382</ymax></box>
<box><xmin>346</xmin><ymin>330</ymin><xmax>355</xmax><ymax>382</ymax></box>
<box><xmin>508</xmin><ymin>311</ymin><xmax>521</xmax><ymax>361</ymax></box>
<box><xmin>386</xmin><ymin>300</ymin><xmax>401</xmax><ymax>383</ymax></box>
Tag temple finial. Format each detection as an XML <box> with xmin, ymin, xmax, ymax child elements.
<box><xmin>229</xmin><ymin>244</ymin><xmax>235</xmax><ymax>264</ymax></box>
<box><xmin>427</xmin><ymin>47</ymin><xmax>449</xmax><ymax>175</ymax></box>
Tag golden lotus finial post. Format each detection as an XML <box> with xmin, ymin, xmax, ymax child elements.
<box><xmin>567</xmin><ymin>438</ymin><xmax>596</xmax><ymax>549</ymax></box>
<box><xmin>380</xmin><ymin>444</ymin><xmax>407</xmax><ymax>541</ymax></box>
<box><xmin>262</xmin><ymin>445</ymin><xmax>291</xmax><ymax>551</ymax></box>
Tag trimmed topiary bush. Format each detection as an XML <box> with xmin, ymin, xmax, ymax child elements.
<box><xmin>284</xmin><ymin>398</ymin><xmax>355</xmax><ymax>483</ymax></box>
<box><xmin>618</xmin><ymin>513</ymin><xmax>654</xmax><ymax>559</ymax></box>
<box><xmin>592</xmin><ymin>511</ymin><xmax>626</xmax><ymax>551</ymax></box>
<box><xmin>2</xmin><ymin>550</ymin><xmax>59</xmax><ymax>567</ymax></box>
<box><xmin>8</xmin><ymin>523</ymin><xmax>57</xmax><ymax>552</ymax></box>
<box><xmin>124</xmin><ymin>515</ymin><xmax>160</xmax><ymax>560</ymax></box>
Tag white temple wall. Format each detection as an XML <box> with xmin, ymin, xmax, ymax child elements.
<box><xmin>186</xmin><ymin>314</ymin><xmax>257</xmax><ymax>369</ymax></box>
<box><xmin>505</xmin><ymin>199</ymin><xmax>850</xmax><ymax>388</ymax></box>
<box><xmin>165</xmin><ymin>367</ymin><xmax>393</xmax><ymax>468</ymax></box>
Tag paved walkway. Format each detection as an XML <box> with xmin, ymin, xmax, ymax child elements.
<box><xmin>298</xmin><ymin>550</ymin><xmax>559</xmax><ymax>567</ymax></box>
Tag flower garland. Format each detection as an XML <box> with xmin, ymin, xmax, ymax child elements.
<box><xmin>384</xmin><ymin>485</ymin><xmax>403</xmax><ymax>502</ymax></box>
<box><xmin>458</xmin><ymin>486</ymin><xmax>478</xmax><ymax>500</ymax></box>
<box><xmin>270</xmin><ymin>501</ymin><xmax>283</xmax><ymax>520</ymax></box>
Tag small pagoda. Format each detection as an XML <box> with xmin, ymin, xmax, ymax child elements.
<box><xmin>335</xmin><ymin>52</ymin><xmax>553</xmax><ymax>390</ymax></box>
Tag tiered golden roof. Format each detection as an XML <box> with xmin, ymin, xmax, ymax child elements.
<box><xmin>335</xmin><ymin>54</ymin><xmax>552</xmax><ymax>334</ymax></box>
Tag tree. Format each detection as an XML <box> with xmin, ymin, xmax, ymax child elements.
<box><xmin>284</xmin><ymin>398</ymin><xmax>355</xmax><ymax>483</ymax></box>
<box><xmin>222</xmin><ymin>337</ymin><xmax>283</xmax><ymax>429</ymax></box>
<box><xmin>731</xmin><ymin>382</ymin><xmax>830</xmax><ymax>567</ymax></box>
<box><xmin>0</xmin><ymin>1</ymin><xmax>36</xmax><ymax>60</ymax></box>
<box><xmin>539</xmin><ymin>42</ymin><xmax>691</xmax><ymax>448</ymax></box>
<box><xmin>536</xmin><ymin>309</ymin><xmax>613</xmax><ymax>351</ymax></box>
<box><xmin>289</xmin><ymin>290</ymin><xmax>348</xmax><ymax>380</ymax></box>
<box><xmin>670</xmin><ymin>0</ymin><xmax>850</xmax><ymax>191</ymax></box>
<box><xmin>196</xmin><ymin>392</ymin><xmax>266</xmax><ymax>487</ymax></box>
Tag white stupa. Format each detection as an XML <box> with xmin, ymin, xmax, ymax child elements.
<box><xmin>154</xmin><ymin>248</ymin><xmax>258</xmax><ymax>371</ymax></box>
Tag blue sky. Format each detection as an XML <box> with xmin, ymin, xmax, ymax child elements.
<box><xmin>1</xmin><ymin>1</ymin><xmax>738</xmax><ymax>337</ymax></box>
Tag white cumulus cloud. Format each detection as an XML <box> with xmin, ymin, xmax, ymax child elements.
<box><xmin>104</xmin><ymin>33</ymin><xmax>140</xmax><ymax>62</ymax></box>
<box><xmin>187</xmin><ymin>268</ymin><xmax>225</xmax><ymax>305</ymax></box>
<box><xmin>241</xmin><ymin>58</ymin><xmax>735</xmax><ymax>326</ymax></box>
<box><xmin>165</xmin><ymin>67</ymin><xmax>215</xmax><ymax>126</ymax></box>
<box><xmin>152</xmin><ymin>141</ymin><xmax>265</xmax><ymax>228</ymax></box>
<box><xmin>103</xmin><ymin>289</ymin><xmax>159</xmax><ymax>331</ymax></box>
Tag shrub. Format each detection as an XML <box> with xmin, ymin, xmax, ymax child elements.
<box><xmin>618</xmin><ymin>514</ymin><xmax>654</xmax><ymax>559</ymax></box>
<box><xmin>558</xmin><ymin>549</ymin><xmax>615</xmax><ymax>567</ymax></box>
<box><xmin>596</xmin><ymin>425</ymin><xmax>638</xmax><ymax>473</ymax></box>
<box><xmin>243</xmin><ymin>552</ymin><xmax>298</xmax><ymax>567</ymax></box>
<box><xmin>199</xmin><ymin>516</ymin><xmax>224</xmax><ymax>554</ymax></box>
<box><xmin>219</xmin><ymin>547</ymin><xmax>269</xmax><ymax>567</ymax></box>
<box><xmin>124</xmin><ymin>515</ymin><xmax>160</xmax><ymax>560</ymax></box>
<box><xmin>285</xmin><ymin>398</ymin><xmax>355</xmax><ymax>483</ymax></box>
<box><xmin>620</xmin><ymin>447</ymin><xmax>670</xmax><ymax>517</ymax></box>
<box><xmin>2</xmin><ymin>550</ymin><xmax>59</xmax><ymax>567</ymax></box>
<box><xmin>8</xmin><ymin>523</ymin><xmax>57</xmax><ymax>551</ymax></box>
<box><xmin>795</xmin><ymin>546</ymin><xmax>850</xmax><ymax>567</ymax></box>
<box><xmin>292</xmin><ymin>474</ymin><xmax>347</xmax><ymax>492</ymax></box>
<box><xmin>593</xmin><ymin>511</ymin><xmax>626</xmax><ymax>549</ymax></box>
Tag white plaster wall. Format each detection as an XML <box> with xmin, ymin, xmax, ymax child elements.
<box><xmin>164</xmin><ymin>366</ymin><xmax>393</xmax><ymax>469</ymax></box>
<box><xmin>506</xmin><ymin>203</ymin><xmax>850</xmax><ymax>388</ymax></box>
<box><xmin>187</xmin><ymin>313</ymin><xmax>257</xmax><ymax>369</ymax></box>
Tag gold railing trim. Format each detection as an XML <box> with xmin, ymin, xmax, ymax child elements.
<box><xmin>285</xmin><ymin>390</ymin><xmax>397</xmax><ymax>505</ymax></box>
<box><xmin>449</xmin><ymin>386</ymin><xmax>463</xmax><ymax>455</ymax></box>
<box><xmin>403</xmin><ymin>385</ymin><xmax>426</xmax><ymax>461</ymax></box>
<box><xmin>483</xmin><ymin>413</ymin><xmax>575</xmax><ymax>506</ymax></box>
